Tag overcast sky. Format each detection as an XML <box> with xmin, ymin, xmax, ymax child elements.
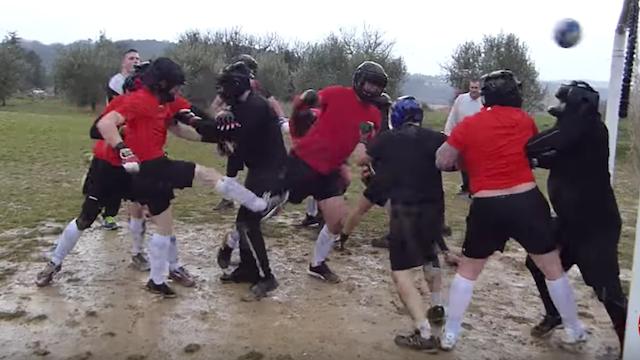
<box><xmin>0</xmin><ymin>0</ymin><xmax>628</xmax><ymax>81</ymax></box>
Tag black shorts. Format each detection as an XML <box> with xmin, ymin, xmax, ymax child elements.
<box><xmin>388</xmin><ymin>202</ymin><xmax>442</xmax><ymax>271</ymax></box>
<box><xmin>557</xmin><ymin>218</ymin><xmax>622</xmax><ymax>287</ymax></box>
<box><xmin>131</xmin><ymin>157</ymin><xmax>196</xmax><ymax>216</ymax></box>
<box><xmin>285</xmin><ymin>154</ymin><xmax>345</xmax><ymax>204</ymax></box>
<box><xmin>82</xmin><ymin>158</ymin><xmax>133</xmax><ymax>203</ymax></box>
<box><xmin>462</xmin><ymin>187</ymin><xmax>556</xmax><ymax>259</ymax></box>
<box><xmin>363</xmin><ymin>174</ymin><xmax>389</xmax><ymax>207</ymax></box>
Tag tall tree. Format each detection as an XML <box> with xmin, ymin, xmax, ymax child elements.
<box><xmin>0</xmin><ymin>32</ymin><xmax>28</xmax><ymax>106</ymax></box>
<box><xmin>443</xmin><ymin>33</ymin><xmax>545</xmax><ymax>111</ymax></box>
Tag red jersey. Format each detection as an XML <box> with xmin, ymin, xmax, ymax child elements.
<box><xmin>293</xmin><ymin>86</ymin><xmax>381</xmax><ymax>174</ymax></box>
<box><xmin>93</xmin><ymin>89</ymin><xmax>190</xmax><ymax>164</ymax></box>
<box><xmin>447</xmin><ymin>106</ymin><xmax>538</xmax><ymax>194</ymax></box>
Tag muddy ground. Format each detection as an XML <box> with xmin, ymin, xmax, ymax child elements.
<box><xmin>0</xmin><ymin>207</ymin><xmax>625</xmax><ymax>360</ymax></box>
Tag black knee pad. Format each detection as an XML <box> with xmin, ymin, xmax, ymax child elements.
<box><xmin>76</xmin><ymin>196</ymin><xmax>102</xmax><ymax>230</ymax></box>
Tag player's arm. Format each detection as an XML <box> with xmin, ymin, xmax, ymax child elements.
<box><xmin>96</xmin><ymin>111</ymin><xmax>126</xmax><ymax>147</ymax></box>
<box><xmin>435</xmin><ymin>143</ymin><xmax>460</xmax><ymax>171</ymax></box>
<box><xmin>443</xmin><ymin>96</ymin><xmax>460</xmax><ymax>135</ymax></box>
<box><xmin>169</xmin><ymin>122</ymin><xmax>203</xmax><ymax>142</ymax></box>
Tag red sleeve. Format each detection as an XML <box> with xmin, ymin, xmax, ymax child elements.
<box><xmin>447</xmin><ymin>117</ymin><xmax>468</xmax><ymax>151</ymax></box>
<box><xmin>167</xmin><ymin>96</ymin><xmax>191</xmax><ymax>113</ymax></box>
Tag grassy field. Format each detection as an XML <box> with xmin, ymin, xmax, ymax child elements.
<box><xmin>0</xmin><ymin>98</ymin><xmax>637</xmax><ymax>269</ymax></box>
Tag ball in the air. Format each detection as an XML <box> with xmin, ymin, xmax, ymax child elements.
<box><xmin>553</xmin><ymin>18</ymin><xmax>582</xmax><ymax>48</ymax></box>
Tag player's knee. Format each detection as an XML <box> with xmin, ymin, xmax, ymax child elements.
<box><xmin>76</xmin><ymin>197</ymin><xmax>101</xmax><ymax>230</ymax></box>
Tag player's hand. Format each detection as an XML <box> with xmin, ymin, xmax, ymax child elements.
<box><xmin>115</xmin><ymin>143</ymin><xmax>140</xmax><ymax>173</ymax></box>
<box><xmin>174</xmin><ymin>109</ymin><xmax>201</xmax><ymax>126</ymax></box>
<box><xmin>215</xmin><ymin>110</ymin><xmax>241</xmax><ymax>131</ymax></box>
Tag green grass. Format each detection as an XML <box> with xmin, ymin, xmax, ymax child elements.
<box><xmin>0</xmin><ymin>98</ymin><xmax>638</xmax><ymax>269</ymax></box>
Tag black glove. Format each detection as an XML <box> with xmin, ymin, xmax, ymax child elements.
<box><xmin>173</xmin><ymin>108</ymin><xmax>201</xmax><ymax>126</ymax></box>
<box><xmin>215</xmin><ymin>110</ymin><xmax>241</xmax><ymax>131</ymax></box>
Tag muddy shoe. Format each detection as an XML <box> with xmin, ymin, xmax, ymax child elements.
<box><xmin>439</xmin><ymin>331</ymin><xmax>458</xmax><ymax>351</ymax></box>
<box><xmin>307</xmin><ymin>262</ymin><xmax>340</xmax><ymax>283</ymax></box>
<box><xmin>260</xmin><ymin>190</ymin><xmax>289</xmax><ymax>221</ymax></box>
<box><xmin>242</xmin><ymin>277</ymin><xmax>279</xmax><ymax>302</ymax></box>
<box><xmin>427</xmin><ymin>305</ymin><xmax>446</xmax><ymax>327</ymax></box>
<box><xmin>394</xmin><ymin>330</ymin><xmax>438</xmax><ymax>353</ymax></box>
<box><xmin>300</xmin><ymin>214</ymin><xmax>322</xmax><ymax>227</ymax></box>
<box><xmin>131</xmin><ymin>253</ymin><xmax>150</xmax><ymax>272</ymax></box>
<box><xmin>531</xmin><ymin>315</ymin><xmax>562</xmax><ymax>338</ymax></box>
<box><xmin>102</xmin><ymin>216</ymin><xmax>119</xmax><ymax>230</ymax></box>
<box><xmin>220</xmin><ymin>268</ymin><xmax>259</xmax><ymax>284</ymax></box>
<box><xmin>217</xmin><ymin>244</ymin><xmax>234</xmax><ymax>270</ymax></box>
<box><xmin>169</xmin><ymin>266</ymin><xmax>196</xmax><ymax>287</ymax></box>
<box><xmin>36</xmin><ymin>261</ymin><xmax>61</xmax><ymax>287</ymax></box>
<box><xmin>213</xmin><ymin>198</ymin><xmax>235</xmax><ymax>211</ymax></box>
<box><xmin>145</xmin><ymin>280</ymin><xmax>177</xmax><ymax>298</ymax></box>
<box><xmin>371</xmin><ymin>234</ymin><xmax>389</xmax><ymax>249</ymax></box>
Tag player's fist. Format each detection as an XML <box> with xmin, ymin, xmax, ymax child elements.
<box><xmin>115</xmin><ymin>142</ymin><xmax>140</xmax><ymax>173</ymax></box>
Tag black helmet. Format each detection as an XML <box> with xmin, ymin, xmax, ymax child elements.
<box><xmin>480</xmin><ymin>70</ymin><xmax>522</xmax><ymax>108</ymax></box>
<box><xmin>548</xmin><ymin>80</ymin><xmax>599</xmax><ymax>118</ymax></box>
<box><xmin>122</xmin><ymin>61</ymin><xmax>151</xmax><ymax>93</ymax></box>
<box><xmin>353</xmin><ymin>61</ymin><xmax>388</xmax><ymax>102</ymax></box>
<box><xmin>217</xmin><ymin>61</ymin><xmax>252</xmax><ymax>103</ymax></box>
<box><xmin>234</xmin><ymin>54</ymin><xmax>258</xmax><ymax>77</ymax></box>
<box><xmin>141</xmin><ymin>57</ymin><xmax>185</xmax><ymax>103</ymax></box>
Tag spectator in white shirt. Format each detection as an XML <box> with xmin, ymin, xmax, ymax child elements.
<box><xmin>444</xmin><ymin>80</ymin><xmax>482</xmax><ymax>195</ymax></box>
<box><xmin>106</xmin><ymin>49</ymin><xmax>140</xmax><ymax>102</ymax></box>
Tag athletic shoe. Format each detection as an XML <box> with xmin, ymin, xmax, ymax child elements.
<box><xmin>216</xmin><ymin>244</ymin><xmax>234</xmax><ymax>270</ymax></box>
<box><xmin>307</xmin><ymin>262</ymin><xmax>340</xmax><ymax>283</ymax></box>
<box><xmin>530</xmin><ymin>315</ymin><xmax>562</xmax><ymax>338</ymax></box>
<box><xmin>242</xmin><ymin>276</ymin><xmax>279</xmax><ymax>302</ymax></box>
<box><xmin>220</xmin><ymin>268</ymin><xmax>260</xmax><ymax>284</ymax></box>
<box><xmin>394</xmin><ymin>330</ymin><xmax>438</xmax><ymax>353</ymax></box>
<box><xmin>213</xmin><ymin>198</ymin><xmax>235</xmax><ymax>211</ymax></box>
<box><xmin>145</xmin><ymin>280</ymin><xmax>177</xmax><ymax>298</ymax></box>
<box><xmin>131</xmin><ymin>253</ymin><xmax>150</xmax><ymax>272</ymax></box>
<box><xmin>439</xmin><ymin>331</ymin><xmax>458</xmax><ymax>351</ymax></box>
<box><xmin>300</xmin><ymin>214</ymin><xmax>322</xmax><ymax>227</ymax></box>
<box><xmin>427</xmin><ymin>305</ymin><xmax>446</xmax><ymax>328</ymax></box>
<box><xmin>35</xmin><ymin>261</ymin><xmax>61</xmax><ymax>287</ymax></box>
<box><xmin>371</xmin><ymin>234</ymin><xmax>389</xmax><ymax>249</ymax></box>
<box><xmin>260</xmin><ymin>190</ymin><xmax>289</xmax><ymax>221</ymax></box>
<box><xmin>169</xmin><ymin>266</ymin><xmax>196</xmax><ymax>287</ymax></box>
<box><xmin>562</xmin><ymin>326</ymin><xmax>588</xmax><ymax>345</ymax></box>
<box><xmin>102</xmin><ymin>216</ymin><xmax>119</xmax><ymax>230</ymax></box>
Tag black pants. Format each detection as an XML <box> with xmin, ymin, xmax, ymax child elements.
<box><xmin>525</xmin><ymin>221</ymin><xmax>627</xmax><ymax>345</ymax></box>
<box><xmin>460</xmin><ymin>171</ymin><xmax>469</xmax><ymax>192</ymax></box>
<box><xmin>102</xmin><ymin>195</ymin><xmax>121</xmax><ymax>218</ymax></box>
<box><xmin>235</xmin><ymin>167</ymin><xmax>283</xmax><ymax>282</ymax></box>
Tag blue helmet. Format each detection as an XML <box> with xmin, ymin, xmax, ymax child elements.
<box><xmin>389</xmin><ymin>96</ymin><xmax>423</xmax><ymax>129</ymax></box>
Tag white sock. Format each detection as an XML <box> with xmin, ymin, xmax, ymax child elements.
<box><xmin>226</xmin><ymin>230</ymin><xmax>240</xmax><ymax>249</ymax></box>
<box><xmin>418</xmin><ymin>319</ymin><xmax>431</xmax><ymax>339</ymax></box>
<box><xmin>306</xmin><ymin>198</ymin><xmax>318</xmax><ymax>217</ymax></box>
<box><xmin>444</xmin><ymin>274</ymin><xmax>475</xmax><ymax>336</ymax></box>
<box><xmin>168</xmin><ymin>236</ymin><xmax>179</xmax><ymax>271</ymax></box>
<box><xmin>51</xmin><ymin>219</ymin><xmax>83</xmax><ymax>265</ymax></box>
<box><xmin>546</xmin><ymin>274</ymin><xmax>583</xmax><ymax>333</ymax></box>
<box><xmin>312</xmin><ymin>225</ymin><xmax>337</xmax><ymax>266</ymax></box>
<box><xmin>149</xmin><ymin>234</ymin><xmax>171</xmax><ymax>285</ymax></box>
<box><xmin>431</xmin><ymin>292</ymin><xmax>442</xmax><ymax>306</ymax></box>
<box><xmin>214</xmin><ymin>177</ymin><xmax>266</xmax><ymax>212</ymax></box>
<box><xmin>129</xmin><ymin>218</ymin><xmax>145</xmax><ymax>255</ymax></box>
<box><xmin>222</xmin><ymin>176</ymin><xmax>238</xmax><ymax>201</ymax></box>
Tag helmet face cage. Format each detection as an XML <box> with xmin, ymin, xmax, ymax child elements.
<box><xmin>389</xmin><ymin>96</ymin><xmax>423</xmax><ymax>129</ymax></box>
<box><xmin>555</xmin><ymin>80</ymin><xmax>599</xmax><ymax>110</ymax></box>
<box><xmin>353</xmin><ymin>61</ymin><xmax>388</xmax><ymax>101</ymax></box>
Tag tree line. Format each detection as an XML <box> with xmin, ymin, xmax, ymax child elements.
<box><xmin>0</xmin><ymin>28</ymin><xmax>545</xmax><ymax>111</ymax></box>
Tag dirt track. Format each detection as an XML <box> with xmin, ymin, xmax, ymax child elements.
<box><xmin>0</xmin><ymin>211</ymin><xmax>623</xmax><ymax>360</ymax></box>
